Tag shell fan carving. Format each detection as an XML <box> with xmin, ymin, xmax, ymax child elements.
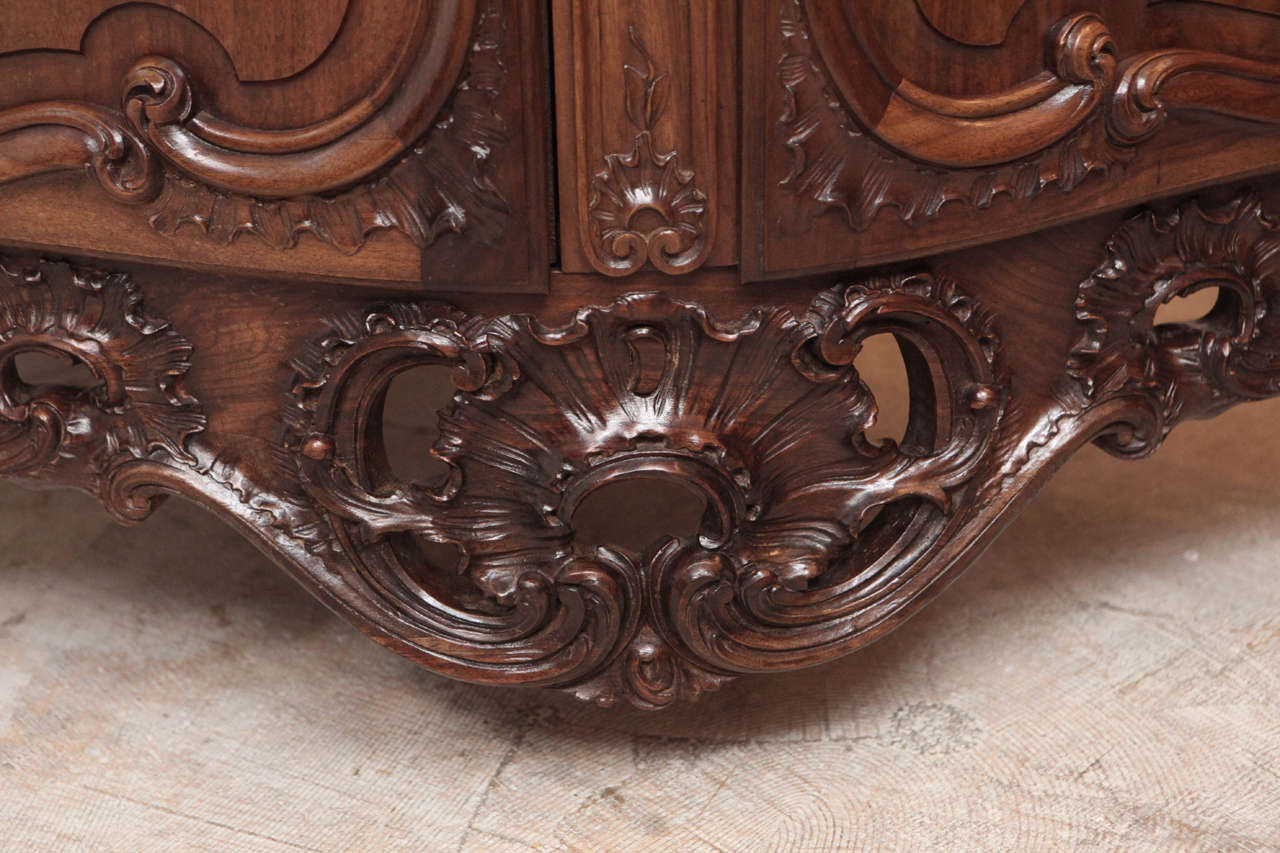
<box><xmin>283</xmin><ymin>275</ymin><xmax>1004</xmax><ymax>707</ymax></box>
<box><xmin>0</xmin><ymin>257</ymin><xmax>205</xmax><ymax>514</ymax></box>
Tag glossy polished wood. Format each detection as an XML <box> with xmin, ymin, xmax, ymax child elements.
<box><xmin>744</xmin><ymin>0</ymin><xmax>1280</xmax><ymax>279</ymax></box>
<box><xmin>1</xmin><ymin>0</ymin><xmax>1279</xmax><ymax>707</ymax></box>
<box><xmin>0</xmin><ymin>0</ymin><xmax>550</xmax><ymax>290</ymax></box>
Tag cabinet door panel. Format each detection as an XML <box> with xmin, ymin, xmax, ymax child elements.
<box><xmin>743</xmin><ymin>0</ymin><xmax>1280</xmax><ymax>281</ymax></box>
<box><xmin>0</xmin><ymin>0</ymin><xmax>550</xmax><ymax>291</ymax></box>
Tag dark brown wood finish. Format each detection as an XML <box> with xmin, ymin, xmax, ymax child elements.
<box><xmin>744</xmin><ymin>0</ymin><xmax>1280</xmax><ymax>279</ymax></box>
<box><xmin>1</xmin><ymin>0</ymin><xmax>1279</xmax><ymax>708</ymax></box>
<box><xmin>0</xmin><ymin>0</ymin><xmax>550</xmax><ymax>291</ymax></box>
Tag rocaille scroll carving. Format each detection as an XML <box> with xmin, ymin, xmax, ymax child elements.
<box><xmin>987</xmin><ymin>190</ymin><xmax>1280</xmax><ymax>510</ymax></box>
<box><xmin>1062</xmin><ymin>192</ymin><xmax>1280</xmax><ymax>458</ymax></box>
<box><xmin>0</xmin><ymin>257</ymin><xmax>205</xmax><ymax>516</ymax></box>
<box><xmin>282</xmin><ymin>276</ymin><xmax>1003</xmax><ymax>707</ymax></box>
<box><xmin>0</xmin><ymin>257</ymin><xmax>335</xmax><ymax>560</ymax></box>
<box><xmin>781</xmin><ymin>0</ymin><xmax>1280</xmax><ymax>233</ymax></box>
<box><xmin>265</xmin><ymin>188</ymin><xmax>1280</xmax><ymax>707</ymax></box>
<box><xmin>0</xmin><ymin>0</ymin><xmax>514</xmax><ymax>255</ymax></box>
<box><xmin>7</xmin><ymin>189</ymin><xmax>1280</xmax><ymax>707</ymax></box>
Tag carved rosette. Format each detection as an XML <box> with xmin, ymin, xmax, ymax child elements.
<box><xmin>1063</xmin><ymin>193</ymin><xmax>1280</xmax><ymax>457</ymax></box>
<box><xmin>0</xmin><ymin>257</ymin><xmax>205</xmax><ymax>516</ymax></box>
<box><xmin>284</xmin><ymin>275</ymin><xmax>1003</xmax><ymax>707</ymax></box>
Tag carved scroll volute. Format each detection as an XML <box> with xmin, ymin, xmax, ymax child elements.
<box><xmin>553</xmin><ymin>0</ymin><xmax>734</xmax><ymax>277</ymax></box>
<box><xmin>122</xmin><ymin>0</ymin><xmax>476</xmax><ymax>199</ymax></box>
<box><xmin>803</xmin><ymin>3</ymin><xmax>1119</xmax><ymax>169</ymax></box>
<box><xmin>0</xmin><ymin>0</ymin><xmax>559</xmax><ymax>280</ymax></box>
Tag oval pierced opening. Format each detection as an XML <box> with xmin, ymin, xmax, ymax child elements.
<box><xmin>854</xmin><ymin>333</ymin><xmax>910</xmax><ymax>447</ymax></box>
<box><xmin>12</xmin><ymin>350</ymin><xmax>101</xmax><ymax>390</ymax></box>
<box><xmin>572</xmin><ymin>476</ymin><xmax>708</xmax><ymax>555</ymax></box>
<box><xmin>380</xmin><ymin>364</ymin><xmax>456</xmax><ymax>487</ymax></box>
<box><xmin>1154</xmin><ymin>285</ymin><xmax>1222</xmax><ymax>327</ymax></box>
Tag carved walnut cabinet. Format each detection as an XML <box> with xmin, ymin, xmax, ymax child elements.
<box><xmin>1</xmin><ymin>0</ymin><xmax>1279</xmax><ymax>708</ymax></box>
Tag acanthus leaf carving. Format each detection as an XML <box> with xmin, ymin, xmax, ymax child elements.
<box><xmin>780</xmin><ymin>0</ymin><xmax>1280</xmax><ymax>235</ymax></box>
<box><xmin>137</xmin><ymin>0</ymin><xmax>509</xmax><ymax>255</ymax></box>
<box><xmin>0</xmin><ymin>0</ymin><xmax>515</xmax><ymax>256</ymax></box>
<box><xmin>778</xmin><ymin>1</ymin><xmax>1131</xmax><ymax>232</ymax></box>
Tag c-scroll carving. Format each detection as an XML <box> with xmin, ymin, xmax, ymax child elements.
<box><xmin>779</xmin><ymin>1</ymin><xmax>1129</xmax><ymax>231</ymax></box>
<box><xmin>803</xmin><ymin>5</ymin><xmax>1120</xmax><ymax>169</ymax></box>
<box><xmin>0</xmin><ymin>257</ymin><xmax>205</xmax><ymax>518</ymax></box>
<box><xmin>0</xmin><ymin>0</ymin><xmax>518</xmax><ymax>255</ymax></box>
<box><xmin>1108</xmin><ymin>50</ymin><xmax>1280</xmax><ymax>145</ymax></box>
<box><xmin>0</xmin><ymin>103</ymin><xmax>162</xmax><ymax>204</ymax></box>
<box><xmin>281</xmin><ymin>275</ymin><xmax>1004</xmax><ymax>707</ymax></box>
<box><xmin>121</xmin><ymin>0</ymin><xmax>474</xmax><ymax>199</ymax></box>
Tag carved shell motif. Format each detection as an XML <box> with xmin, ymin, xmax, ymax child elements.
<box><xmin>285</xmin><ymin>276</ymin><xmax>1003</xmax><ymax>707</ymax></box>
<box><xmin>1063</xmin><ymin>193</ymin><xmax>1280</xmax><ymax>457</ymax></box>
<box><xmin>0</xmin><ymin>257</ymin><xmax>205</xmax><ymax>506</ymax></box>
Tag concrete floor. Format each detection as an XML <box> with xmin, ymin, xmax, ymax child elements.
<box><xmin>2</xmin><ymin>360</ymin><xmax>1280</xmax><ymax>849</ymax></box>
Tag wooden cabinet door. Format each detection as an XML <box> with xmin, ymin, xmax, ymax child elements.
<box><xmin>743</xmin><ymin>0</ymin><xmax>1280</xmax><ymax>281</ymax></box>
<box><xmin>0</xmin><ymin>0</ymin><xmax>550</xmax><ymax>291</ymax></box>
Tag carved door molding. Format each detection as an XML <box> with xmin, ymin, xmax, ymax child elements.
<box><xmin>0</xmin><ymin>0</ymin><xmax>550</xmax><ymax>290</ymax></box>
<box><xmin>744</xmin><ymin>0</ymin><xmax>1280</xmax><ymax>280</ymax></box>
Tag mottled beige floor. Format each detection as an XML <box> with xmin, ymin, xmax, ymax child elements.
<box><xmin>2</xmin><ymin>359</ymin><xmax>1280</xmax><ymax>850</ymax></box>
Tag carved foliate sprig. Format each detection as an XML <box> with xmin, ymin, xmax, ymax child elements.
<box><xmin>623</xmin><ymin>26</ymin><xmax>668</xmax><ymax>135</ymax></box>
<box><xmin>588</xmin><ymin>27</ymin><xmax>710</xmax><ymax>277</ymax></box>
